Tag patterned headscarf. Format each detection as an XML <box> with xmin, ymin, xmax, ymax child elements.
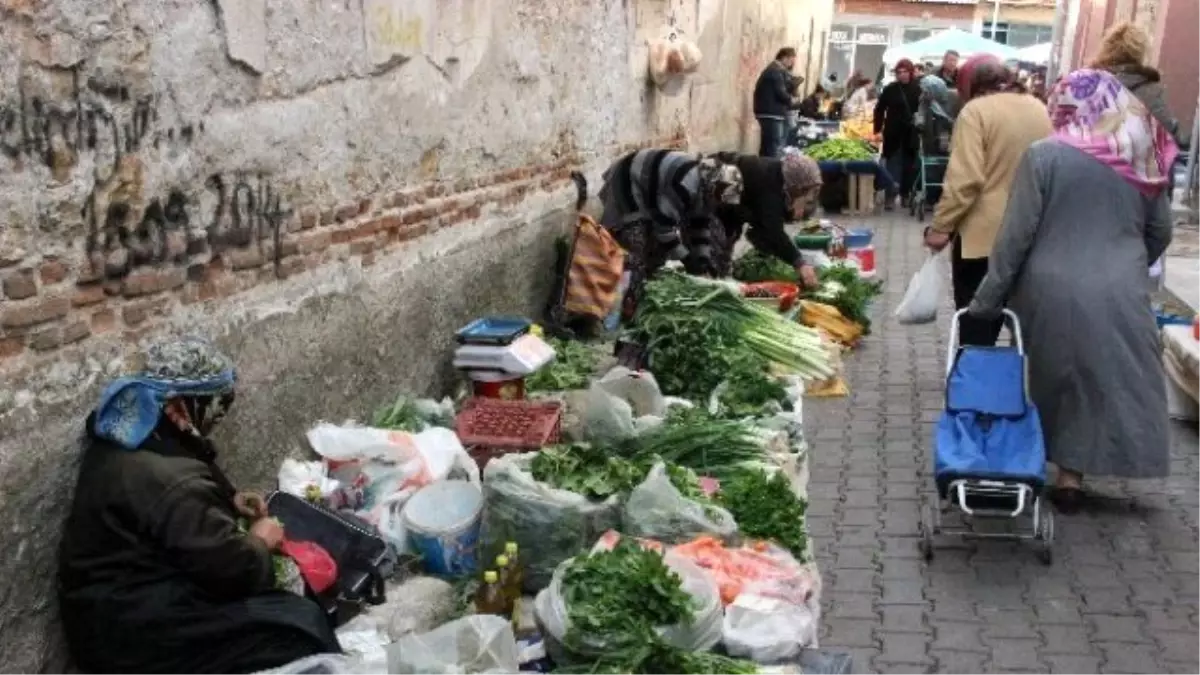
<box><xmin>698</xmin><ymin>156</ymin><xmax>744</xmax><ymax>205</ymax></box>
<box><xmin>1048</xmin><ymin>68</ymin><xmax>1179</xmax><ymax>197</ymax></box>
<box><xmin>781</xmin><ymin>151</ymin><xmax>823</xmax><ymax>201</ymax></box>
<box><xmin>92</xmin><ymin>336</ymin><xmax>237</xmax><ymax>449</ymax></box>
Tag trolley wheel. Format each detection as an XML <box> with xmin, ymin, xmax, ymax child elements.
<box><xmin>1038</xmin><ymin>545</ymin><xmax>1053</xmax><ymax>565</ymax></box>
<box><xmin>1036</xmin><ymin>499</ymin><xmax>1054</xmax><ymax>565</ymax></box>
<box><xmin>916</xmin><ymin>200</ymin><xmax>926</xmax><ymax>222</ymax></box>
<box><xmin>919</xmin><ymin>504</ymin><xmax>935</xmax><ymax>561</ymax></box>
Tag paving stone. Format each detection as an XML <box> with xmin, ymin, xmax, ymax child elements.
<box><xmin>804</xmin><ymin>215</ymin><xmax>1200</xmax><ymax>675</ymax></box>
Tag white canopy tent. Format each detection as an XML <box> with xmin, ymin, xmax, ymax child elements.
<box><xmin>880</xmin><ymin>28</ymin><xmax>1018</xmax><ymax>68</ymax></box>
<box><xmin>1012</xmin><ymin>42</ymin><xmax>1052</xmax><ymax>65</ymax></box>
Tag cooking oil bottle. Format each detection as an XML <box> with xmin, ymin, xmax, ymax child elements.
<box><xmin>474</xmin><ymin>570</ymin><xmax>508</xmax><ymax>617</ymax></box>
<box><xmin>504</xmin><ymin>542</ymin><xmax>524</xmax><ymax>629</ymax></box>
<box><xmin>494</xmin><ymin>555</ymin><xmax>516</xmax><ymax>616</ymax></box>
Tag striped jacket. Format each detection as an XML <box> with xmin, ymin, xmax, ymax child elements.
<box><xmin>598</xmin><ymin>149</ymin><xmax>715</xmax><ymax>262</ymax></box>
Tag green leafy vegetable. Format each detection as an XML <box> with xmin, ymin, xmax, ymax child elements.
<box><xmin>802</xmin><ymin>138</ymin><xmax>876</xmax><ymax>162</ymax></box>
<box><xmin>527</xmin><ymin>337</ymin><xmax>600</xmax><ymax>392</ymax></box>
<box><xmin>623</xmin><ymin>415</ymin><xmax>765</xmax><ymax>482</ymax></box>
<box><xmin>716</xmin><ymin>353</ymin><xmax>791</xmax><ymax>419</ymax></box>
<box><xmin>555</xmin><ymin>640</ymin><xmax>758</xmax><ymax>674</ymax></box>
<box><xmin>809</xmin><ymin>263</ymin><xmax>884</xmax><ymax>331</ymax></box>
<box><xmin>718</xmin><ymin>469</ymin><xmax>809</xmax><ymax>560</ymax></box>
<box><xmin>560</xmin><ymin>538</ymin><xmax>693</xmax><ymax>651</ymax></box>
<box><xmin>530</xmin><ymin>444</ymin><xmax>646</xmax><ymax>499</ymax></box>
<box><xmin>371</xmin><ymin>396</ymin><xmax>429</xmax><ymax>431</ymax></box>
<box><xmin>731</xmin><ymin>250</ymin><xmax>797</xmax><ymax>283</ymax></box>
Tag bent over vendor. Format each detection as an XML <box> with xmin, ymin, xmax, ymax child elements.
<box><xmin>598</xmin><ymin>148</ymin><xmax>743</xmax><ymax>317</ymax></box>
<box><xmin>58</xmin><ymin>337</ymin><xmax>340</xmax><ymax>673</ymax></box>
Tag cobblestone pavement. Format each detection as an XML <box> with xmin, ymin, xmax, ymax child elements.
<box><xmin>805</xmin><ymin>215</ymin><xmax>1200</xmax><ymax>674</ymax></box>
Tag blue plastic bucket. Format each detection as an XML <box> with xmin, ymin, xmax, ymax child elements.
<box><xmin>402</xmin><ymin>480</ymin><xmax>483</xmax><ymax>576</ymax></box>
<box><xmin>843</xmin><ymin>228</ymin><xmax>873</xmax><ymax>249</ymax></box>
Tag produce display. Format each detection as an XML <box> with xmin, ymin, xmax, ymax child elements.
<box><xmin>526</xmin><ymin>337</ymin><xmax>600</xmax><ymax>392</ymax></box>
<box><xmin>731</xmin><ymin>250</ymin><xmax>797</xmax><ymax>283</ymax></box>
<box><xmin>630</xmin><ymin>412</ymin><xmax>768</xmax><ymax>481</ymax></box>
<box><xmin>838</xmin><ymin>113</ymin><xmax>875</xmax><ymax>143</ymax></box>
<box><xmin>809</xmin><ymin>264</ymin><xmax>884</xmax><ymax>331</ymax></box>
<box><xmin>560</xmin><ymin>538</ymin><xmax>692</xmax><ymax>643</ymax></box>
<box><xmin>530</xmin><ymin>444</ymin><xmax>647</xmax><ymax>499</ymax></box>
<box><xmin>630</xmin><ymin>271</ymin><xmax>834</xmax><ymax>396</ymax></box>
<box><xmin>717</xmin><ymin>469</ymin><xmax>809</xmax><ymax>561</ymax></box>
<box><xmin>801</xmin><ymin>138</ymin><xmax>876</xmax><ymax>162</ymax></box>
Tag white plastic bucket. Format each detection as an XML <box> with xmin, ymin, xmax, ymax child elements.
<box><xmin>402</xmin><ymin>480</ymin><xmax>484</xmax><ymax>576</ymax></box>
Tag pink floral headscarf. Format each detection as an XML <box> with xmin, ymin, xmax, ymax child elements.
<box><xmin>1048</xmin><ymin>68</ymin><xmax>1178</xmax><ymax>197</ymax></box>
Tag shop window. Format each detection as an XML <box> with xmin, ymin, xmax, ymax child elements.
<box><xmin>902</xmin><ymin>28</ymin><xmax>932</xmax><ymax>44</ymax></box>
<box><xmin>982</xmin><ymin>21</ymin><xmax>1052</xmax><ymax>47</ymax></box>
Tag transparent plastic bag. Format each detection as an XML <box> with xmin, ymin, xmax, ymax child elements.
<box><xmin>622</xmin><ymin>462</ymin><xmax>738</xmax><ymax>544</ymax></box>
<box><xmin>480</xmin><ymin>454</ymin><xmax>622</xmax><ymax>592</ymax></box>
<box><xmin>582</xmin><ymin>367</ymin><xmax>666</xmax><ymax>442</ymax></box>
<box><xmin>382</xmin><ymin>576</ymin><xmax>459</xmax><ymax>640</ymax></box>
<box><xmin>386</xmin><ymin>615</ymin><xmax>518</xmax><ymax>674</ymax></box>
<box><xmin>894</xmin><ymin>251</ymin><xmax>947</xmax><ymax>325</ymax></box>
<box><xmin>534</xmin><ymin>550</ymin><xmax>723</xmax><ymax>665</ymax></box>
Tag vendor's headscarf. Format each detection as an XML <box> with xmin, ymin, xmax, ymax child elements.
<box><xmin>781</xmin><ymin>152</ymin><xmax>823</xmax><ymax>202</ymax></box>
<box><xmin>698</xmin><ymin>156</ymin><xmax>743</xmax><ymax>205</ymax></box>
<box><xmin>957</xmin><ymin>54</ymin><xmax>1008</xmax><ymax>102</ymax></box>
<box><xmin>93</xmin><ymin>336</ymin><xmax>237</xmax><ymax>449</ymax></box>
<box><xmin>1048</xmin><ymin>68</ymin><xmax>1179</xmax><ymax>197</ymax></box>
<box><xmin>919</xmin><ymin>75</ymin><xmax>954</xmax><ymax>123</ymax></box>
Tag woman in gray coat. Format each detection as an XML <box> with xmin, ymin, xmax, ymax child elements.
<box><xmin>968</xmin><ymin>69</ymin><xmax>1179</xmax><ymax>513</ymax></box>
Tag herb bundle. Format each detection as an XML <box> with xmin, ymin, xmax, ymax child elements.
<box><xmin>527</xmin><ymin>337</ymin><xmax>600</xmax><ymax>392</ymax></box>
<box><xmin>530</xmin><ymin>444</ymin><xmax>646</xmax><ymax>500</ymax></box>
<box><xmin>811</xmin><ymin>264</ymin><xmax>883</xmax><ymax>330</ymax></box>
<box><xmin>560</xmin><ymin>539</ymin><xmax>694</xmax><ymax>649</ymax></box>
<box><xmin>718</xmin><ymin>469</ymin><xmax>809</xmax><ymax>560</ymax></box>
<box><xmin>731</xmin><ymin>250</ymin><xmax>798</xmax><ymax>283</ymax></box>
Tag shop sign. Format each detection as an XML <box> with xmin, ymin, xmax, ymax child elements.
<box><xmin>829</xmin><ymin>24</ymin><xmax>853</xmax><ymax>42</ymax></box>
<box><xmin>855</xmin><ymin>27</ymin><xmax>890</xmax><ymax>44</ymax></box>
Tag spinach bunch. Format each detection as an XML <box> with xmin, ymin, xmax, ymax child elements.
<box><xmin>716</xmin><ymin>353</ymin><xmax>791</xmax><ymax>418</ymax></box>
<box><xmin>527</xmin><ymin>338</ymin><xmax>600</xmax><ymax>392</ymax></box>
<box><xmin>560</xmin><ymin>539</ymin><xmax>694</xmax><ymax>650</ymax></box>
<box><xmin>731</xmin><ymin>250</ymin><xmax>797</xmax><ymax>283</ymax></box>
<box><xmin>530</xmin><ymin>444</ymin><xmax>645</xmax><ymax>499</ymax></box>
<box><xmin>718</xmin><ymin>469</ymin><xmax>809</xmax><ymax>560</ymax></box>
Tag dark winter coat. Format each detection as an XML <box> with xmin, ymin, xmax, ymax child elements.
<box><xmin>58</xmin><ymin>417</ymin><xmax>339</xmax><ymax>673</ymax></box>
<box><xmin>714</xmin><ymin>153</ymin><xmax>804</xmax><ymax>267</ymax></box>
<box><xmin>873</xmin><ymin>79</ymin><xmax>922</xmax><ymax>158</ymax></box>
<box><xmin>1108</xmin><ymin>63</ymin><xmax>1183</xmax><ymax>144</ymax></box>
<box><xmin>754</xmin><ymin>61</ymin><xmax>798</xmax><ymax>119</ymax></box>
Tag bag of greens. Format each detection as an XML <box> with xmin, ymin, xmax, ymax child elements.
<box><xmin>621</xmin><ymin>462</ymin><xmax>738</xmax><ymax>544</ymax></box>
<box><xmin>480</xmin><ymin>454</ymin><xmax>622</xmax><ymax>593</ymax></box>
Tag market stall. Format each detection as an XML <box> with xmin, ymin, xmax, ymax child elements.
<box><xmin>796</xmin><ymin>138</ymin><xmax>893</xmax><ymax>215</ymax></box>
<box><xmin>243</xmin><ymin>246</ymin><xmax>881</xmax><ymax>674</ymax></box>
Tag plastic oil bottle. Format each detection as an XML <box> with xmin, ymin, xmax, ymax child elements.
<box><xmin>494</xmin><ymin>555</ymin><xmax>516</xmax><ymax>617</ymax></box>
<box><xmin>503</xmin><ymin>542</ymin><xmax>525</xmax><ymax>631</ymax></box>
<box><xmin>475</xmin><ymin>570</ymin><xmax>508</xmax><ymax>617</ymax></box>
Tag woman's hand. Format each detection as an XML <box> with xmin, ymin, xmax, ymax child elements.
<box><xmin>923</xmin><ymin>228</ymin><xmax>951</xmax><ymax>252</ymax></box>
<box><xmin>795</xmin><ymin>263</ymin><xmax>818</xmax><ymax>290</ymax></box>
<box><xmin>233</xmin><ymin>491</ymin><xmax>268</xmax><ymax>520</ymax></box>
<box><xmin>249</xmin><ymin>517</ymin><xmax>285</xmax><ymax>551</ymax></box>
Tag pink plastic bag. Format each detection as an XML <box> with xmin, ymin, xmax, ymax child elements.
<box><xmin>280</xmin><ymin>539</ymin><xmax>338</xmax><ymax>594</ymax></box>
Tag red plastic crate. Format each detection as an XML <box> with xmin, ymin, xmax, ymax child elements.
<box><xmin>455</xmin><ymin>397</ymin><xmax>563</xmax><ymax>471</ymax></box>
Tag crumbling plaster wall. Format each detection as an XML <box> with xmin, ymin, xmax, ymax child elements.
<box><xmin>0</xmin><ymin>0</ymin><xmax>831</xmax><ymax>670</ymax></box>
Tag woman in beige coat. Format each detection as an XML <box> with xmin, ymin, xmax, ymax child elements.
<box><xmin>924</xmin><ymin>56</ymin><xmax>1052</xmax><ymax>346</ymax></box>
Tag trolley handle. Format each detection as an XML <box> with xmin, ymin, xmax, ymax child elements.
<box><xmin>944</xmin><ymin>308</ymin><xmax>1024</xmax><ymax>377</ymax></box>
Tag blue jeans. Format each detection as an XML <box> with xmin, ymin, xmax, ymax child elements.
<box><xmin>757</xmin><ymin>117</ymin><xmax>788</xmax><ymax>158</ymax></box>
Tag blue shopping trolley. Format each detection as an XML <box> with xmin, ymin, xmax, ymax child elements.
<box><xmin>918</xmin><ymin>308</ymin><xmax>1054</xmax><ymax>565</ymax></box>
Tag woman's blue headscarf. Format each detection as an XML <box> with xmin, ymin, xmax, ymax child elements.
<box><xmin>93</xmin><ymin>336</ymin><xmax>237</xmax><ymax>450</ymax></box>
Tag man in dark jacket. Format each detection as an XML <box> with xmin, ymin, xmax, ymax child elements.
<box><xmin>59</xmin><ymin>337</ymin><xmax>340</xmax><ymax>673</ymax></box>
<box><xmin>754</xmin><ymin>47</ymin><xmax>802</xmax><ymax>158</ymax></box>
<box><xmin>934</xmin><ymin>50</ymin><xmax>959</xmax><ymax>88</ymax></box>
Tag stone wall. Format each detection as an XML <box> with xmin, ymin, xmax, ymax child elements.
<box><xmin>0</xmin><ymin>0</ymin><xmax>832</xmax><ymax>669</ymax></box>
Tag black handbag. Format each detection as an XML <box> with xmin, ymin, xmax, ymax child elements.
<box><xmin>266</xmin><ymin>491</ymin><xmax>394</xmax><ymax>610</ymax></box>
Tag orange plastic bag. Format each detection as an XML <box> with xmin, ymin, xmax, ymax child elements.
<box><xmin>563</xmin><ymin>214</ymin><xmax>626</xmax><ymax>320</ymax></box>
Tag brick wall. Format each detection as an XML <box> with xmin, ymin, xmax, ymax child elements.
<box><xmin>0</xmin><ymin>136</ymin><xmax>684</xmax><ymax>376</ymax></box>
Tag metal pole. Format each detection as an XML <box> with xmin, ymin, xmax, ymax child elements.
<box><xmin>1046</xmin><ymin>0</ymin><xmax>1070</xmax><ymax>85</ymax></box>
<box><xmin>1185</xmin><ymin>100</ymin><xmax>1199</xmax><ymax>209</ymax></box>
<box><xmin>990</xmin><ymin>0</ymin><xmax>1002</xmax><ymax>41</ymax></box>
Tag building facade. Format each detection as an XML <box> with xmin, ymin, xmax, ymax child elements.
<box><xmin>973</xmin><ymin>1</ymin><xmax>1057</xmax><ymax>47</ymax></box>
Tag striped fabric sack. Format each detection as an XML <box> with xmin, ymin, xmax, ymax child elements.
<box><xmin>563</xmin><ymin>214</ymin><xmax>626</xmax><ymax>320</ymax></box>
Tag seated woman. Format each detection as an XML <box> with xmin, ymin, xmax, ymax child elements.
<box><xmin>598</xmin><ymin>148</ymin><xmax>743</xmax><ymax>317</ymax></box>
<box><xmin>709</xmin><ymin>150</ymin><xmax>823</xmax><ymax>288</ymax></box>
<box><xmin>797</xmin><ymin>85</ymin><xmax>827</xmax><ymax>120</ymax></box>
<box><xmin>58</xmin><ymin>337</ymin><xmax>340</xmax><ymax>674</ymax></box>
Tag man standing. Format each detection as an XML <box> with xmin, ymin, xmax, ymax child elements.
<box><xmin>754</xmin><ymin>48</ymin><xmax>802</xmax><ymax>158</ymax></box>
<box><xmin>935</xmin><ymin>49</ymin><xmax>959</xmax><ymax>87</ymax></box>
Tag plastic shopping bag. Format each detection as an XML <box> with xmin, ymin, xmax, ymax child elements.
<box><xmin>894</xmin><ymin>251</ymin><xmax>948</xmax><ymax>325</ymax></box>
<box><xmin>534</xmin><ymin>549</ymin><xmax>723</xmax><ymax>665</ymax></box>
<box><xmin>622</xmin><ymin>462</ymin><xmax>738</xmax><ymax>544</ymax></box>
<box><xmin>387</xmin><ymin>615</ymin><xmax>519</xmax><ymax>674</ymax></box>
<box><xmin>480</xmin><ymin>454</ymin><xmax>622</xmax><ymax>592</ymax></box>
<box><xmin>582</xmin><ymin>367</ymin><xmax>667</xmax><ymax>442</ymax></box>
<box><xmin>305</xmin><ymin>424</ymin><xmax>480</xmax><ymax>552</ymax></box>
<box><xmin>280</xmin><ymin>539</ymin><xmax>338</xmax><ymax>594</ymax></box>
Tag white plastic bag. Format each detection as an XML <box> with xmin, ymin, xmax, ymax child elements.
<box><xmin>535</xmin><ymin>550</ymin><xmax>723</xmax><ymax>665</ymax></box>
<box><xmin>382</xmin><ymin>576</ymin><xmax>459</xmax><ymax>640</ymax></box>
<box><xmin>722</xmin><ymin>590</ymin><xmax>818</xmax><ymax>663</ymax></box>
<box><xmin>622</xmin><ymin>462</ymin><xmax>738</xmax><ymax>544</ymax></box>
<box><xmin>305</xmin><ymin>423</ymin><xmax>480</xmax><ymax>552</ymax></box>
<box><xmin>481</xmin><ymin>454</ymin><xmax>622</xmax><ymax>592</ymax></box>
<box><xmin>277</xmin><ymin>459</ymin><xmax>340</xmax><ymax>500</ymax></box>
<box><xmin>582</xmin><ymin>367</ymin><xmax>667</xmax><ymax>442</ymax></box>
<box><xmin>387</xmin><ymin>615</ymin><xmax>519</xmax><ymax>674</ymax></box>
<box><xmin>894</xmin><ymin>251</ymin><xmax>948</xmax><ymax>325</ymax></box>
